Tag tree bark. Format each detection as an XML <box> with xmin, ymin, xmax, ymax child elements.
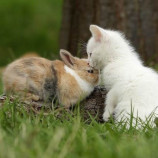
<box><xmin>80</xmin><ymin>86</ymin><xmax>106</xmax><ymax>123</ymax></box>
<box><xmin>60</xmin><ymin>0</ymin><xmax>158</xmax><ymax>63</ymax></box>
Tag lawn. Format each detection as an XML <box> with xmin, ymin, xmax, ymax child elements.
<box><xmin>0</xmin><ymin>93</ymin><xmax>158</xmax><ymax>158</ymax></box>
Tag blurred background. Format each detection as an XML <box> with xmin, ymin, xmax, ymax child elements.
<box><xmin>0</xmin><ymin>0</ymin><xmax>63</xmax><ymax>66</ymax></box>
<box><xmin>0</xmin><ymin>0</ymin><xmax>158</xmax><ymax>67</ymax></box>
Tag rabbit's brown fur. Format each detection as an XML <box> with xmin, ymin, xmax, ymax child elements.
<box><xmin>3</xmin><ymin>50</ymin><xmax>99</xmax><ymax>108</ymax></box>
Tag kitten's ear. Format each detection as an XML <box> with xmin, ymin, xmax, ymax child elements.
<box><xmin>90</xmin><ymin>25</ymin><xmax>102</xmax><ymax>42</ymax></box>
<box><xmin>60</xmin><ymin>49</ymin><xmax>76</xmax><ymax>68</ymax></box>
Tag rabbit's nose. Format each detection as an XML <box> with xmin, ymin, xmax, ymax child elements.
<box><xmin>88</xmin><ymin>69</ymin><xmax>94</xmax><ymax>73</ymax></box>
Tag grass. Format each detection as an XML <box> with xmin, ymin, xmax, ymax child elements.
<box><xmin>0</xmin><ymin>76</ymin><xmax>2</xmax><ymax>94</ymax></box>
<box><xmin>0</xmin><ymin>96</ymin><xmax>158</xmax><ymax>158</ymax></box>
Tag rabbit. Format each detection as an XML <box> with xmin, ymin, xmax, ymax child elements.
<box><xmin>0</xmin><ymin>52</ymin><xmax>39</xmax><ymax>76</ymax></box>
<box><xmin>20</xmin><ymin>52</ymin><xmax>39</xmax><ymax>58</ymax></box>
<box><xmin>2</xmin><ymin>49</ymin><xmax>99</xmax><ymax>108</ymax></box>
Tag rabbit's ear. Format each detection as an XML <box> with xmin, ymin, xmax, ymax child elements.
<box><xmin>60</xmin><ymin>49</ymin><xmax>76</xmax><ymax>68</ymax></box>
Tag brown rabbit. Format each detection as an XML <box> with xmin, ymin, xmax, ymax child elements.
<box><xmin>0</xmin><ymin>52</ymin><xmax>39</xmax><ymax>76</ymax></box>
<box><xmin>3</xmin><ymin>49</ymin><xmax>99</xmax><ymax>108</ymax></box>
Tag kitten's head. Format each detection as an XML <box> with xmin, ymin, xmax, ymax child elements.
<box><xmin>87</xmin><ymin>25</ymin><xmax>132</xmax><ymax>70</ymax></box>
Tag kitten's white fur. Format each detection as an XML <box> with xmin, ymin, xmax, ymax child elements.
<box><xmin>64</xmin><ymin>65</ymin><xmax>94</xmax><ymax>95</ymax></box>
<box><xmin>87</xmin><ymin>25</ymin><xmax>158</xmax><ymax>128</ymax></box>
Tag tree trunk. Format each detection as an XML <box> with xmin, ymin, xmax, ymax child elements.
<box><xmin>60</xmin><ymin>0</ymin><xmax>158</xmax><ymax>63</ymax></box>
<box><xmin>80</xmin><ymin>86</ymin><xmax>106</xmax><ymax>123</ymax></box>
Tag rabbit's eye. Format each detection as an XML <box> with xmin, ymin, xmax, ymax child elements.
<box><xmin>87</xmin><ymin>70</ymin><xmax>93</xmax><ymax>73</ymax></box>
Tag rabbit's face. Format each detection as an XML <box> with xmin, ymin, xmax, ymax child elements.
<box><xmin>60</xmin><ymin>49</ymin><xmax>99</xmax><ymax>86</ymax></box>
<box><xmin>73</xmin><ymin>58</ymin><xmax>99</xmax><ymax>86</ymax></box>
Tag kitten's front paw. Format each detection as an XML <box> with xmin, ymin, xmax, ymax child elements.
<box><xmin>103</xmin><ymin>112</ymin><xmax>110</xmax><ymax>122</ymax></box>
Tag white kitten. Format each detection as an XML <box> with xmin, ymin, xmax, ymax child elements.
<box><xmin>87</xmin><ymin>25</ymin><xmax>158</xmax><ymax>128</ymax></box>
